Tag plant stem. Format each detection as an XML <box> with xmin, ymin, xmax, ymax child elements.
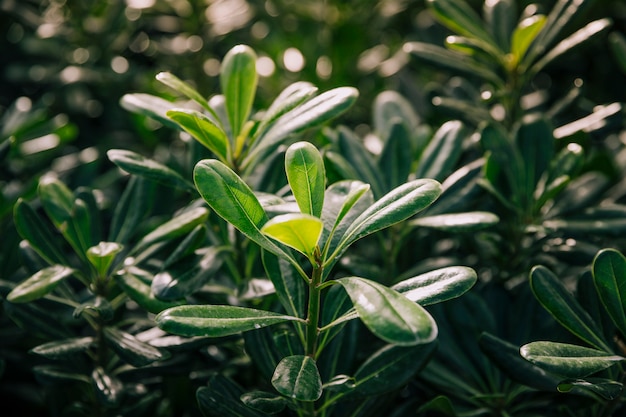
<box><xmin>306</xmin><ymin>262</ymin><xmax>323</xmax><ymax>359</ymax></box>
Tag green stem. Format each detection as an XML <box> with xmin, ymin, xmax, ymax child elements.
<box><xmin>306</xmin><ymin>262</ymin><xmax>323</xmax><ymax>359</ymax></box>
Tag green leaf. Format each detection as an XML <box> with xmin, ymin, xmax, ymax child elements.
<box><xmin>373</xmin><ymin>91</ymin><xmax>420</xmax><ymax>141</ymax></box>
<box><xmin>194</xmin><ymin>159</ymin><xmax>295</xmax><ymax>263</ymax></box>
<box><xmin>166</xmin><ymin>109</ymin><xmax>230</xmax><ymax>163</ymax></box>
<box><xmin>285</xmin><ymin>141</ymin><xmax>325</xmax><ymax>218</ymax></box>
<box><xmin>511</xmin><ymin>15</ymin><xmax>547</xmax><ymax>64</ymax></box>
<box><xmin>410</xmin><ymin>211</ymin><xmax>499</xmax><ymax>232</ymax></box>
<box><xmin>108</xmin><ymin>176</ymin><xmax>155</xmax><ymax>244</ymax></box>
<box><xmin>553</xmin><ymin>102</ymin><xmax>622</xmax><ymax>140</ymax></box>
<box><xmin>426</xmin><ymin>0</ymin><xmax>500</xmax><ymax>55</ymax></box>
<box><xmin>221</xmin><ymin>44</ymin><xmax>258</xmax><ymax>139</ymax></box>
<box><xmin>30</xmin><ymin>337</ymin><xmax>95</xmax><ymax>359</ymax></box>
<box><xmin>119</xmin><ymin>93</ymin><xmax>181</xmax><ymax>130</ymax></box>
<box><xmin>483</xmin><ymin>0</ymin><xmax>516</xmax><ymax>51</ymax></box>
<box><xmin>103</xmin><ymin>327</ymin><xmax>170</xmax><ymax>367</ymax></box>
<box><xmin>115</xmin><ymin>268</ymin><xmax>186</xmax><ymax>314</ymax></box>
<box><xmin>392</xmin><ymin>266</ymin><xmax>477</xmax><ymax>306</ymax></box>
<box><xmin>335</xmin><ymin>126</ymin><xmax>385</xmax><ymax>198</ymax></box>
<box><xmin>261</xmin><ymin>213</ymin><xmax>323</xmax><ymax>262</ymax></box>
<box><xmin>155</xmin><ymin>305</ymin><xmax>302</xmax><ymax>337</ymax></box>
<box><xmin>33</xmin><ymin>365</ymin><xmax>90</xmax><ymax>385</ymax></box>
<box><xmin>257</xmin><ymin>81</ymin><xmax>318</xmax><ymax>133</ymax></box>
<box><xmin>378</xmin><ymin>121</ymin><xmax>412</xmax><ymax>191</ymax></box>
<box><xmin>240</xmin><ymin>391</ymin><xmax>288</xmax><ymax>414</ymax></box>
<box><xmin>262</xmin><ymin>250</ymin><xmax>306</xmax><ymax>319</ymax></box>
<box><xmin>156</xmin><ymin>71</ymin><xmax>216</xmax><ymax>116</ymax></box>
<box><xmin>558</xmin><ymin>378</ymin><xmax>623</xmax><ymax>400</ymax></box>
<box><xmin>197</xmin><ymin>375</ymin><xmax>269</xmax><ymax>417</ymax></box>
<box><xmin>13</xmin><ymin>198</ymin><xmax>70</xmax><ymax>265</ymax></box>
<box><xmin>416</xmin><ymin>120</ymin><xmax>468</xmax><ymax>182</ymax></box>
<box><xmin>107</xmin><ymin>149</ymin><xmax>195</xmax><ymax>192</ymax></box>
<box><xmin>337</xmin><ymin>277</ymin><xmax>438</xmax><ymax>346</ymax></box>
<box><xmin>609</xmin><ymin>32</ymin><xmax>626</xmax><ymax>75</ymax></box>
<box><xmin>87</xmin><ymin>242</ymin><xmax>123</xmax><ymax>277</ymax></box>
<box><xmin>404</xmin><ymin>42</ymin><xmax>502</xmax><ymax>86</ymax></box>
<box><xmin>353</xmin><ymin>341</ymin><xmax>437</xmax><ymax>395</ymax></box>
<box><xmin>530</xmin><ymin>266</ymin><xmax>609</xmax><ymax>351</ymax></box>
<box><xmin>332</xmin><ymin>179</ymin><xmax>441</xmax><ymax>258</ymax></box>
<box><xmin>6</xmin><ymin>265</ymin><xmax>75</xmax><ymax>303</ymax></box>
<box><xmin>132</xmin><ymin>206</ymin><xmax>209</xmax><ymax>254</ymax></box>
<box><xmin>592</xmin><ymin>248</ymin><xmax>626</xmax><ymax>338</ymax></box>
<box><xmin>520</xmin><ymin>341</ymin><xmax>624</xmax><ymax>378</ymax></box>
<box><xmin>244</xmin><ymin>87</ymin><xmax>358</xmax><ymax>170</ymax></box>
<box><xmin>91</xmin><ymin>367</ymin><xmax>123</xmax><ymax>406</ymax></box>
<box><xmin>271</xmin><ymin>355</ymin><xmax>322</xmax><ymax>401</ymax></box>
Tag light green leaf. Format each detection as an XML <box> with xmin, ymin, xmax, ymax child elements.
<box><xmin>87</xmin><ymin>242</ymin><xmax>123</xmax><ymax>277</ymax></box>
<box><xmin>220</xmin><ymin>44</ymin><xmax>258</xmax><ymax>139</ymax></box>
<box><xmin>155</xmin><ymin>305</ymin><xmax>302</xmax><ymax>337</ymax></box>
<box><xmin>261</xmin><ymin>213</ymin><xmax>323</xmax><ymax>263</ymax></box>
<box><xmin>332</xmin><ymin>179</ymin><xmax>441</xmax><ymax>259</ymax></box>
<box><xmin>271</xmin><ymin>355</ymin><xmax>322</xmax><ymax>401</ymax></box>
<box><xmin>392</xmin><ymin>266</ymin><xmax>477</xmax><ymax>306</ymax></box>
<box><xmin>166</xmin><ymin>109</ymin><xmax>230</xmax><ymax>163</ymax></box>
<box><xmin>530</xmin><ymin>265</ymin><xmax>609</xmax><ymax>351</ymax></box>
<box><xmin>7</xmin><ymin>265</ymin><xmax>75</xmax><ymax>303</ymax></box>
<box><xmin>592</xmin><ymin>248</ymin><xmax>626</xmax><ymax>338</ymax></box>
<box><xmin>511</xmin><ymin>15</ymin><xmax>547</xmax><ymax>64</ymax></box>
<box><xmin>336</xmin><ymin>277</ymin><xmax>438</xmax><ymax>346</ymax></box>
<box><xmin>520</xmin><ymin>341</ymin><xmax>624</xmax><ymax>378</ymax></box>
<box><xmin>285</xmin><ymin>141</ymin><xmax>325</xmax><ymax>218</ymax></box>
<box><xmin>107</xmin><ymin>149</ymin><xmax>196</xmax><ymax>192</ymax></box>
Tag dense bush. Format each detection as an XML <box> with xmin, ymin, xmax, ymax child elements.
<box><xmin>2</xmin><ymin>0</ymin><xmax>626</xmax><ymax>416</ymax></box>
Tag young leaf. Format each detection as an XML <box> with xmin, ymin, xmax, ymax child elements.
<box><xmin>285</xmin><ymin>141</ymin><xmax>325</xmax><ymax>218</ymax></box>
<box><xmin>107</xmin><ymin>149</ymin><xmax>196</xmax><ymax>192</ymax></box>
<box><xmin>271</xmin><ymin>355</ymin><xmax>322</xmax><ymax>401</ymax></box>
<box><xmin>6</xmin><ymin>265</ymin><xmax>75</xmax><ymax>303</ymax></box>
<box><xmin>520</xmin><ymin>341</ymin><xmax>624</xmax><ymax>378</ymax></box>
<box><xmin>261</xmin><ymin>213</ymin><xmax>323</xmax><ymax>263</ymax></box>
<box><xmin>530</xmin><ymin>265</ymin><xmax>609</xmax><ymax>351</ymax></box>
<box><xmin>511</xmin><ymin>15</ymin><xmax>547</xmax><ymax>64</ymax></box>
<box><xmin>194</xmin><ymin>159</ymin><xmax>296</xmax><ymax>263</ymax></box>
<box><xmin>166</xmin><ymin>109</ymin><xmax>230</xmax><ymax>163</ymax></box>
<box><xmin>86</xmin><ymin>242</ymin><xmax>123</xmax><ymax>277</ymax></box>
<box><xmin>155</xmin><ymin>305</ymin><xmax>302</xmax><ymax>337</ymax></box>
<box><xmin>332</xmin><ymin>179</ymin><xmax>441</xmax><ymax>259</ymax></box>
<box><xmin>336</xmin><ymin>277</ymin><xmax>438</xmax><ymax>346</ymax></box>
<box><xmin>592</xmin><ymin>248</ymin><xmax>626</xmax><ymax>338</ymax></box>
<box><xmin>220</xmin><ymin>44</ymin><xmax>258</xmax><ymax>140</ymax></box>
<box><xmin>391</xmin><ymin>266</ymin><xmax>477</xmax><ymax>306</ymax></box>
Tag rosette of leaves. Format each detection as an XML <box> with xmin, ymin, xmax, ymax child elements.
<box><xmin>117</xmin><ymin>44</ymin><xmax>358</xmax><ymax>187</ymax></box>
<box><xmin>3</xmin><ymin>173</ymin><xmax>235</xmax><ymax>416</ymax></box>
<box><xmin>155</xmin><ymin>140</ymin><xmax>479</xmax><ymax>416</ymax></box>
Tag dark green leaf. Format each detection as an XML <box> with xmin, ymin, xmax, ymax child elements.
<box><xmin>530</xmin><ymin>265</ymin><xmax>610</xmax><ymax>351</ymax></box>
<box><xmin>103</xmin><ymin>327</ymin><xmax>170</xmax><ymax>367</ymax></box>
<box><xmin>33</xmin><ymin>365</ymin><xmax>90</xmax><ymax>385</ymax></box>
<box><xmin>520</xmin><ymin>341</ymin><xmax>623</xmax><ymax>378</ymax></box>
<box><xmin>592</xmin><ymin>249</ymin><xmax>626</xmax><ymax>338</ymax></box>
<box><xmin>115</xmin><ymin>267</ymin><xmax>186</xmax><ymax>314</ymax></box>
<box><xmin>558</xmin><ymin>378</ymin><xmax>623</xmax><ymax>400</ymax></box>
<box><xmin>392</xmin><ymin>266</ymin><xmax>477</xmax><ymax>306</ymax></box>
<box><xmin>410</xmin><ymin>211</ymin><xmax>499</xmax><ymax>232</ymax></box>
<box><xmin>483</xmin><ymin>0</ymin><xmax>515</xmax><ymax>51</ymax></box>
<box><xmin>609</xmin><ymin>32</ymin><xmax>626</xmax><ymax>74</ymax></box>
<box><xmin>107</xmin><ymin>149</ymin><xmax>195</xmax><ymax>192</ymax></box>
<box><xmin>373</xmin><ymin>91</ymin><xmax>420</xmax><ymax>140</ymax></box>
<box><xmin>92</xmin><ymin>367</ymin><xmax>123</xmax><ymax>406</ymax></box>
<box><xmin>240</xmin><ymin>391</ymin><xmax>288</xmax><ymax>414</ymax></box>
<box><xmin>337</xmin><ymin>277</ymin><xmax>438</xmax><ymax>346</ymax></box>
<box><xmin>262</xmin><ymin>251</ymin><xmax>306</xmax><ymax>319</ymax></box>
<box><xmin>197</xmin><ymin>375</ymin><xmax>269</xmax><ymax>417</ymax></box>
<box><xmin>155</xmin><ymin>305</ymin><xmax>302</xmax><ymax>337</ymax></box>
<box><xmin>271</xmin><ymin>355</ymin><xmax>322</xmax><ymax>401</ymax></box>
<box><xmin>6</xmin><ymin>265</ymin><xmax>75</xmax><ymax>303</ymax></box>
<box><xmin>30</xmin><ymin>337</ymin><xmax>95</xmax><ymax>359</ymax></box>
<box><xmin>335</xmin><ymin>126</ymin><xmax>385</xmax><ymax>198</ymax></box>
<box><xmin>415</xmin><ymin>120</ymin><xmax>467</xmax><ymax>182</ymax></box>
<box><xmin>378</xmin><ymin>121</ymin><xmax>412</xmax><ymax>190</ymax></box>
<box><xmin>108</xmin><ymin>176</ymin><xmax>156</xmax><ymax>244</ymax></box>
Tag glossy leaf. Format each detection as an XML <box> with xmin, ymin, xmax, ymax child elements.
<box><xmin>119</xmin><ymin>93</ymin><xmax>180</xmax><ymax>130</ymax></box>
<box><xmin>530</xmin><ymin>265</ymin><xmax>609</xmax><ymax>351</ymax></box>
<box><xmin>415</xmin><ymin>120</ymin><xmax>467</xmax><ymax>182</ymax></box>
<box><xmin>115</xmin><ymin>268</ymin><xmax>186</xmax><ymax>314</ymax></box>
<box><xmin>220</xmin><ymin>44</ymin><xmax>258</xmax><ymax>139</ymax></box>
<box><xmin>244</xmin><ymin>87</ymin><xmax>359</xmax><ymax>170</ymax></box>
<box><xmin>410</xmin><ymin>211</ymin><xmax>499</xmax><ymax>232</ymax></box>
<box><xmin>167</xmin><ymin>109</ymin><xmax>230</xmax><ymax>163</ymax></box>
<box><xmin>87</xmin><ymin>242</ymin><xmax>123</xmax><ymax>277</ymax></box>
<box><xmin>520</xmin><ymin>341</ymin><xmax>623</xmax><ymax>378</ymax></box>
<box><xmin>258</xmin><ymin>81</ymin><xmax>318</xmax><ymax>132</ymax></box>
<box><xmin>592</xmin><ymin>248</ymin><xmax>626</xmax><ymax>337</ymax></box>
<box><xmin>261</xmin><ymin>213</ymin><xmax>323</xmax><ymax>262</ymax></box>
<box><xmin>378</xmin><ymin>121</ymin><xmax>412</xmax><ymax>190</ymax></box>
<box><xmin>156</xmin><ymin>71</ymin><xmax>214</xmax><ymax>115</ymax></box>
<box><xmin>108</xmin><ymin>176</ymin><xmax>155</xmax><ymax>244</ymax></box>
<box><xmin>197</xmin><ymin>375</ymin><xmax>269</xmax><ymax>417</ymax></box>
<box><xmin>271</xmin><ymin>355</ymin><xmax>322</xmax><ymax>401</ymax></box>
<box><xmin>352</xmin><ymin>341</ymin><xmax>437</xmax><ymax>395</ymax></box>
<box><xmin>553</xmin><ymin>102</ymin><xmax>622</xmax><ymax>139</ymax></box>
<box><xmin>337</xmin><ymin>277</ymin><xmax>438</xmax><ymax>346</ymax></box>
<box><xmin>194</xmin><ymin>159</ymin><xmax>295</xmax><ymax>263</ymax></box>
<box><xmin>30</xmin><ymin>337</ymin><xmax>95</xmax><ymax>359</ymax></box>
<box><xmin>240</xmin><ymin>391</ymin><xmax>288</xmax><ymax>414</ymax></box>
<box><xmin>92</xmin><ymin>367</ymin><xmax>123</xmax><ymax>406</ymax></box>
<box><xmin>261</xmin><ymin>250</ymin><xmax>306</xmax><ymax>318</ymax></box>
<box><xmin>483</xmin><ymin>0</ymin><xmax>515</xmax><ymax>51</ymax></box>
<box><xmin>558</xmin><ymin>378</ymin><xmax>623</xmax><ymax>400</ymax></box>
<box><xmin>107</xmin><ymin>149</ymin><xmax>195</xmax><ymax>192</ymax></box>
<box><xmin>132</xmin><ymin>206</ymin><xmax>209</xmax><ymax>254</ymax></box>
<box><xmin>103</xmin><ymin>327</ymin><xmax>170</xmax><ymax>367</ymax></box>
<box><xmin>373</xmin><ymin>90</ymin><xmax>420</xmax><ymax>141</ymax></box>
<box><xmin>392</xmin><ymin>266</ymin><xmax>477</xmax><ymax>306</ymax></box>
<box><xmin>285</xmin><ymin>141</ymin><xmax>325</xmax><ymax>217</ymax></box>
<box><xmin>155</xmin><ymin>305</ymin><xmax>302</xmax><ymax>337</ymax></box>
<box><xmin>13</xmin><ymin>198</ymin><xmax>69</xmax><ymax>265</ymax></box>
<box><xmin>332</xmin><ymin>179</ymin><xmax>441</xmax><ymax>257</ymax></box>
<box><xmin>6</xmin><ymin>265</ymin><xmax>75</xmax><ymax>303</ymax></box>
<box><xmin>335</xmin><ymin>126</ymin><xmax>385</xmax><ymax>198</ymax></box>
